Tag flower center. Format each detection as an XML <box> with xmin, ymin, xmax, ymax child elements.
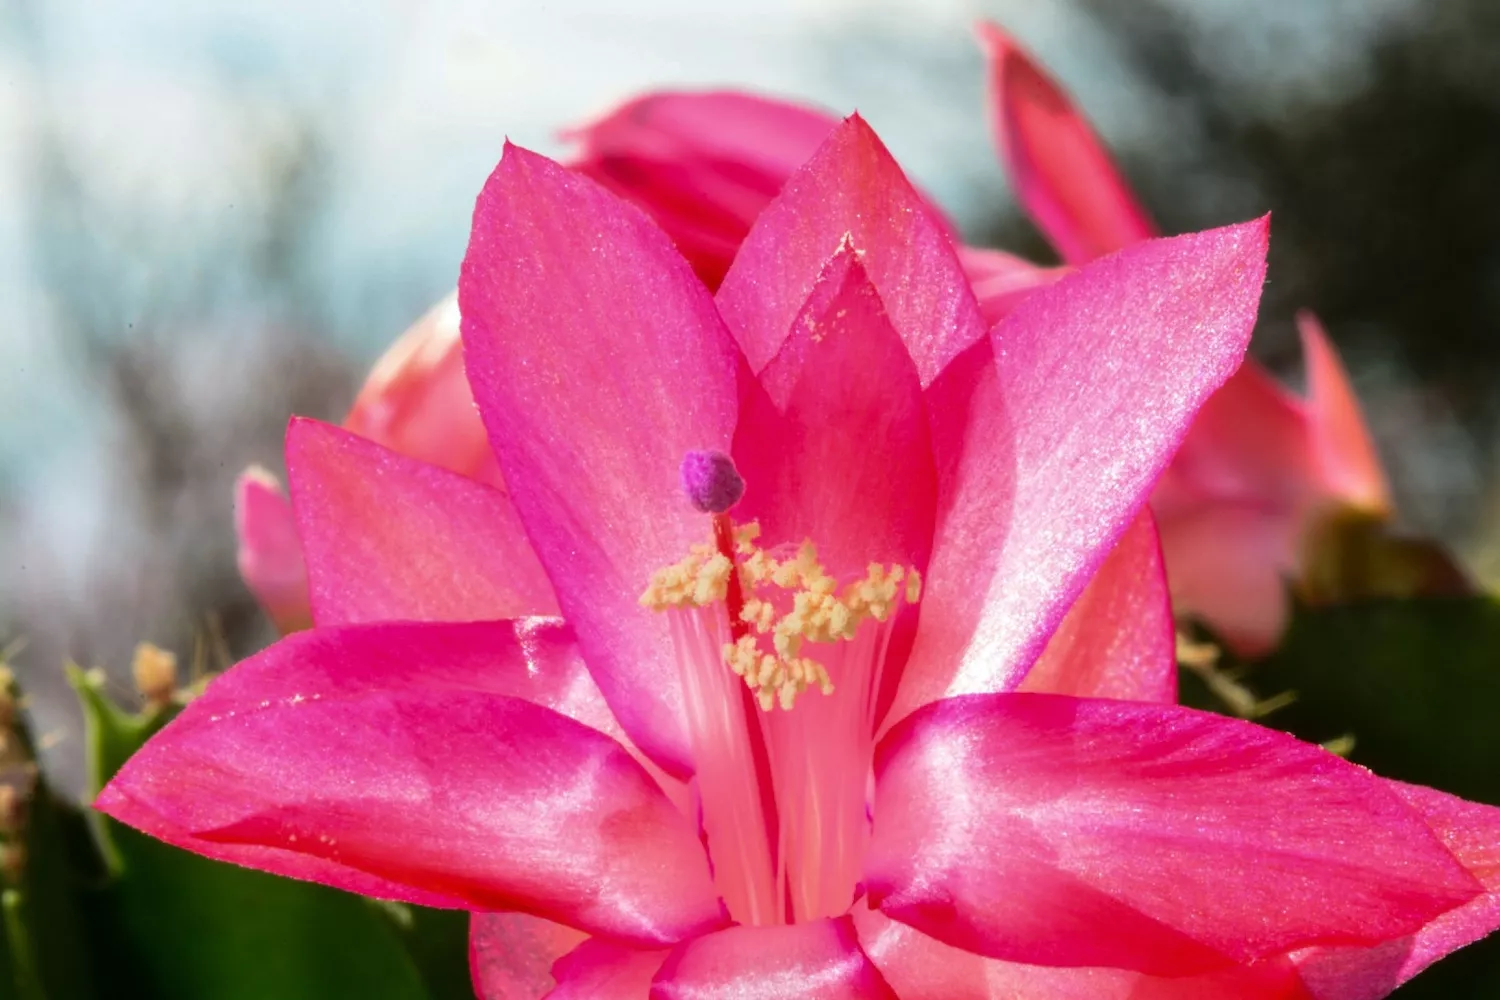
<box><xmin>639</xmin><ymin>450</ymin><xmax>921</xmax><ymax>925</ymax></box>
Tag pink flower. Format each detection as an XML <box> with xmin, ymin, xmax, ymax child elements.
<box><xmin>100</xmin><ymin>118</ymin><xmax>1500</xmax><ymax>999</ymax></box>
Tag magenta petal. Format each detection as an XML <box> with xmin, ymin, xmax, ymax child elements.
<box><xmin>1293</xmin><ymin>781</ymin><xmax>1500</xmax><ymax>1000</ymax></box>
<box><xmin>96</xmin><ymin>621</ymin><xmax>725</xmax><ymax>944</ymax></box>
<box><xmin>959</xmin><ymin>245</ymin><xmax>1069</xmax><ymax>328</ymax></box>
<box><xmin>853</xmin><ymin>903</ymin><xmax>1312</xmax><ymax>1000</ymax></box>
<box><xmin>734</xmin><ymin>246</ymin><xmax>937</xmax><ymax>576</ymax></box>
<box><xmin>891</xmin><ymin>220</ymin><xmax>1269</xmax><ymax>720</ymax></box>
<box><xmin>651</xmin><ymin>918</ymin><xmax>897</xmax><ymax>1000</ymax></box>
<box><xmin>1298</xmin><ymin>310</ymin><xmax>1391</xmax><ymax>515</ymax></box>
<box><xmin>469</xmin><ymin>912</ymin><xmax>587</xmax><ymax>1000</ymax></box>
<box><xmin>546</xmin><ymin>938</ymin><xmax>667</xmax><ymax>999</ymax></box>
<box><xmin>978</xmin><ymin>22</ymin><xmax>1156</xmax><ymax>264</ymax></box>
<box><xmin>1020</xmin><ymin>510</ymin><xmax>1175</xmax><ymax>703</ymax></box>
<box><xmin>567</xmin><ymin>90</ymin><xmax>839</xmax><ymax>289</ymax></box>
<box><xmin>865</xmin><ymin>693</ymin><xmax>1481</xmax><ymax>977</ymax></box>
<box><xmin>285</xmin><ymin>418</ymin><xmax>558</xmax><ymax>626</ymax></box>
<box><xmin>716</xmin><ymin>115</ymin><xmax>987</xmax><ymax>385</ymax></box>
<box><xmin>459</xmin><ymin>143</ymin><xmax>744</xmax><ymax>779</ymax></box>
<box><xmin>233</xmin><ymin>466</ymin><xmax>312</xmax><ymax>634</ymax></box>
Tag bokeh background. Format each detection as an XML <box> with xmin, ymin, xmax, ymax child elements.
<box><xmin>3</xmin><ymin>0</ymin><xmax>1500</xmax><ymax>989</ymax></box>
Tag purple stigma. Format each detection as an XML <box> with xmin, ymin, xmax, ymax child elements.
<box><xmin>680</xmin><ymin>449</ymin><xmax>744</xmax><ymax>514</ymax></box>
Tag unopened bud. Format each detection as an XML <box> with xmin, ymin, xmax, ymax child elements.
<box><xmin>132</xmin><ymin>643</ymin><xmax>178</xmax><ymax>707</ymax></box>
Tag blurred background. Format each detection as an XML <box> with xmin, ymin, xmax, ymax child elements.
<box><xmin>3</xmin><ymin>0</ymin><xmax>1499</xmax><ymax>940</ymax></box>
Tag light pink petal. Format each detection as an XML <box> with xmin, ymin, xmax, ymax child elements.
<box><xmin>734</xmin><ymin>246</ymin><xmax>937</xmax><ymax>577</ymax></box>
<box><xmin>1298</xmin><ymin>310</ymin><xmax>1392</xmax><ymax>515</ymax></box>
<box><xmin>853</xmin><ymin>902</ymin><xmax>1312</xmax><ymax>1000</ymax></box>
<box><xmin>1293</xmin><ymin>781</ymin><xmax>1500</xmax><ymax>1000</ymax></box>
<box><xmin>566</xmin><ymin>90</ymin><xmax>839</xmax><ymax>289</ymax></box>
<box><xmin>343</xmin><ymin>292</ymin><xmax>502</xmax><ymax>486</ymax></box>
<box><xmin>1020</xmin><ymin>509</ymin><xmax>1175</xmax><ymax>703</ymax></box>
<box><xmin>1155</xmin><ymin>504</ymin><xmax>1292</xmax><ymax>657</ymax></box>
<box><xmin>716</xmin><ymin>115</ymin><xmax>986</xmax><ymax>385</ymax></box>
<box><xmin>545</xmin><ymin>938</ymin><xmax>667</xmax><ymax>999</ymax></box>
<box><xmin>285</xmin><ymin>417</ymin><xmax>558</xmax><ymax>626</ymax></box>
<box><xmin>889</xmin><ymin>219</ymin><xmax>1269</xmax><ymax>723</ymax></box>
<box><xmin>469</xmin><ymin>912</ymin><xmax>587</xmax><ymax>1000</ymax></box>
<box><xmin>959</xmin><ymin>245</ymin><xmax>1069</xmax><ymax>328</ymax></box>
<box><xmin>865</xmin><ymin>693</ymin><xmax>1481</xmax><ymax>977</ymax></box>
<box><xmin>1151</xmin><ymin>362</ymin><xmax>1313</xmax><ymax>525</ymax></box>
<box><xmin>651</xmin><ymin>917</ymin><xmax>897</xmax><ymax>1000</ymax></box>
<box><xmin>96</xmin><ymin>620</ymin><xmax>725</xmax><ymax>944</ymax></box>
<box><xmin>978</xmin><ymin>22</ymin><xmax>1156</xmax><ymax>263</ymax></box>
<box><xmin>459</xmin><ymin>143</ymin><xmax>744</xmax><ymax>779</ymax></box>
<box><xmin>233</xmin><ymin>466</ymin><xmax>312</xmax><ymax>634</ymax></box>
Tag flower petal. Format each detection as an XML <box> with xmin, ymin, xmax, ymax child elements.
<box><xmin>546</xmin><ymin>938</ymin><xmax>667</xmax><ymax>999</ymax></box>
<box><xmin>469</xmin><ymin>912</ymin><xmax>587</xmax><ymax>1000</ymax></box>
<box><xmin>343</xmin><ymin>292</ymin><xmax>502</xmax><ymax>485</ymax></box>
<box><xmin>734</xmin><ymin>246</ymin><xmax>937</xmax><ymax>577</ymax></box>
<box><xmin>889</xmin><ymin>219</ymin><xmax>1269</xmax><ymax>721</ymax></box>
<box><xmin>285</xmin><ymin>417</ymin><xmax>558</xmax><ymax>626</ymax></box>
<box><xmin>96</xmin><ymin>620</ymin><xmax>725</xmax><ymax>944</ymax></box>
<box><xmin>1298</xmin><ymin>310</ymin><xmax>1391</xmax><ymax>516</ymax></box>
<box><xmin>459</xmin><ymin>143</ymin><xmax>744</xmax><ymax>779</ymax></box>
<box><xmin>567</xmin><ymin>90</ymin><xmax>839</xmax><ymax>289</ymax></box>
<box><xmin>853</xmin><ymin>903</ymin><xmax>1312</xmax><ymax>1000</ymax></box>
<box><xmin>716</xmin><ymin>115</ymin><xmax>986</xmax><ymax>385</ymax></box>
<box><xmin>1020</xmin><ymin>509</ymin><xmax>1175</xmax><ymax>703</ymax></box>
<box><xmin>978</xmin><ymin>22</ymin><xmax>1156</xmax><ymax>264</ymax></box>
<box><xmin>1155</xmin><ymin>504</ymin><xmax>1292</xmax><ymax>657</ymax></box>
<box><xmin>959</xmin><ymin>246</ymin><xmax>1068</xmax><ymax>328</ymax></box>
<box><xmin>1292</xmin><ymin>781</ymin><xmax>1500</xmax><ymax>1000</ymax></box>
<box><xmin>865</xmin><ymin>693</ymin><xmax>1481</xmax><ymax>977</ymax></box>
<box><xmin>233</xmin><ymin>466</ymin><xmax>312</xmax><ymax>634</ymax></box>
<box><xmin>651</xmin><ymin>917</ymin><xmax>897</xmax><ymax>1000</ymax></box>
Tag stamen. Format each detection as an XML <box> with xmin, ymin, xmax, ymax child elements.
<box><xmin>644</xmin><ymin>523</ymin><xmax>921</xmax><ymax>711</ymax></box>
<box><xmin>643</xmin><ymin>472</ymin><xmax>925</xmax><ymax>926</ymax></box>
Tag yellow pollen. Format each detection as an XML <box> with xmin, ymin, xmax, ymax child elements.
<box><xmin>642</xmin><ymin>519</ymin><xmax>921</xmax><ymax>711</ymax></box>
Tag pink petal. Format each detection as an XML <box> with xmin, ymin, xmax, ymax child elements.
<box><xmin>1020</xmin><ymin>509</ymin><xmax>1175</xmax><ymax>703</ymax></box>
<box><xmin>546</xmin><ymin>938</ymin><xmax>667</xmax><ymax>999</ymax></box>
<box><xmin>285</xmin><ymin>417</ymin><xmax>558</xmax><ymax>626</ymax></box>
<box><xmin>716</xmin><ymin>115</ymin><xmax>986</xmax><ymax>386</ymax></box>
<box><xmin>1298</xmin><ymin>310</ymin><xmax>1392</xmax><ymax>515</ymax></box>
<box><xmin>96</xmin><ymin>620</ymin><xmax>726</xmax><ymax>944</ymax></box>
<box><xmin>959</xmin><ymin>245</ymin><xmax>1069</xmax><ymax>328</ymax></box>
<box><xmin>977</xmin><ymin>22</ymin><xmax>1156</xmax><ymax>263</ymax></box>
<box><xmin>343</xmin><ymin>293</ymin><xmax>502</xmax><ymax>486</ymax></box>
<box><xmin>865</xmin><ymin>693</ymin><xmax>1481</xmax><ymax>977</ymax></box>
<box><xmin>889</xmin><ymin>219</ymin><xmax>1270</xmax><ymax>723</ymax></box>
<box><xmin>1152</xmin><ymin>362</ymin><xmax>1313</xmax><ymax>525</ymax></box>
<box><xmin>1293</xmin><ymin>781</ymin><xmax>1500</xmax><ymax>1000</ymax></box>
<box><xmin>469</xmin><ymin>912</ymin><xmax>587</xmax><ymax>1000</ymax></box>
<box><xmin>651</xmin><ymin>917</ymin><xmax>897</xmax><ymax>1000</ymax></box>
<box><xmin>733</xmin><ymin>246</ymin><xmax>937</xmax><ymax>577</ymax></box>
<box><xmin>233</xmin><ymin>466</ymin><xmax>312</xmax><ymax>634</ymax></box>
<box><xmin>459</xmin><ymin>143</ymin><xmax>744</xmax><ymax>779</ymax></box>
<box><xmin>853</xmin><ymin>902</ymin><xmax>1312</xmax><ymax>1000</ymax></box>
<box><xmin>1155</xmin><ymin>504</ymin><xmax>1292</xmax><ymax>658</ymax></box>
<box><xmin>566</xmin><ymin>90</ymin><xmax>839</xmax><ymax>289</ymax></box>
